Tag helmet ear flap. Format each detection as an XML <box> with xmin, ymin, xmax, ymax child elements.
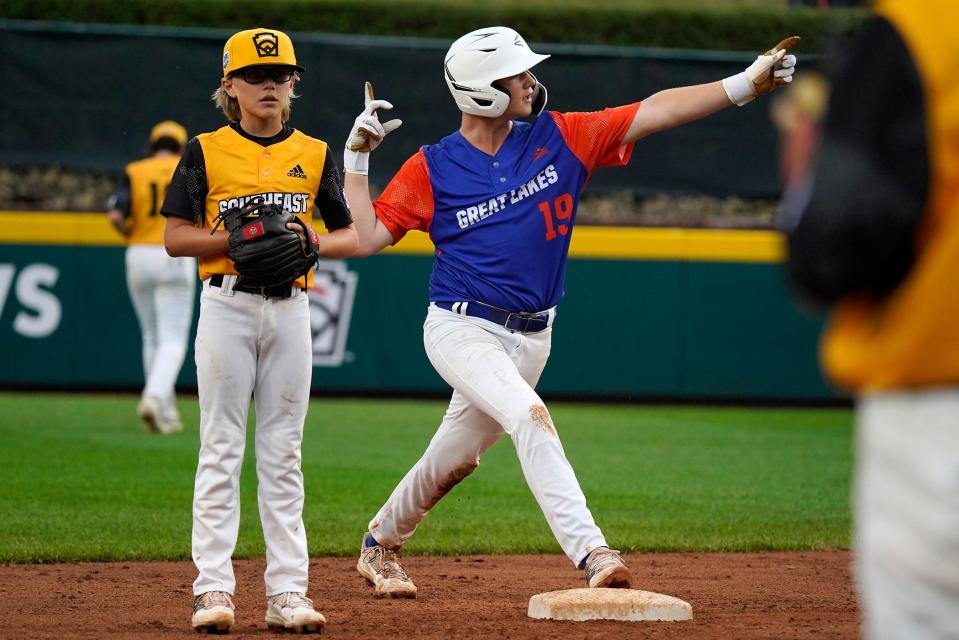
<box><xmin>491</xmin><ymin>79</ymin><xmax>510</xmax><ymax>102</ymax></box>
<box><xmin>483</xmin><ymin>81</ymin><xmax>512</xmax><ymax>117</ymax></box>
<box><xmin>529</xmin><ymin>73</ymin><xmax>548</xmax><ymax>117</ymax></box>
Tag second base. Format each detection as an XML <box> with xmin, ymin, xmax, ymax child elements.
<box><xmin>527</xmin><ymin>588</ymin><xmax>692</xmax><ymax>622</ymax></box>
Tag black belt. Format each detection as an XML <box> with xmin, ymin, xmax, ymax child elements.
<box><xmin>209</xmin><ymin>274</ymin><xmax>303</xmax><ymax>299</ymax></box>
<box><xmin>435</xmin><ymin>301</ymin><xmax>552</xmax><ymax>334</ymax></box>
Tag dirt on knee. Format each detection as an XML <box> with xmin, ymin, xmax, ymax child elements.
<box><xmin>529</xmin><ymin>405</ymin><xmax>556</xmax><ymax>436</ymax></box>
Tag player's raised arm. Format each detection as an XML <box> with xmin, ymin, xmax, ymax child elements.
<box><xmin>623</xmin><ymin>37</ymin><xmax>799</xmax><ymax>144</ymax></box>
<box><xmin>342</xmin><ymin>82</ymin><xmax>402</xmax><ymax>257</ymax></box>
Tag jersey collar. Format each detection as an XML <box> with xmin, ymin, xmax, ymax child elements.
<box><xmin>229</xmin><ymin>123</ymin><xmax>294</xmax><ymax>147</ymax></box>
<box><xmin>451</xmin><ymin>120</ymin><xmax>532</xmax><ymax>164</ymax></box>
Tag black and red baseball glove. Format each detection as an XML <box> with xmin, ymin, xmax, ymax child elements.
<box><xmin>212</xmin><ymin>199</ymin><xmax>319</xmax><ymax>288</ymax></box>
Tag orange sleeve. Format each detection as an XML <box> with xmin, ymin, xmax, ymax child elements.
<box><xmin>373</xmin><ymin>149</ymin><xmax>435</xmax><ymax>244</ymax></box>
<box><xmin>550</xmin><ymin>103</ymin><xmax>641</xmax><ymax>172</ymax></box>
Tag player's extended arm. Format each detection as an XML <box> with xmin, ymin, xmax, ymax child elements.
<box><xmin>343</xmin><ymin>82</ymin><xmax>402</xmax><ymax>258</ymax></box>
<box><xmin>624</xmin><ymin>37</ymin><xmax>799</xmax><ymax>143</ymax></box>
<box><xmin>164</xmin><ymin>216</ymin><xmax>231</xmax><ymax>257</ymax></box>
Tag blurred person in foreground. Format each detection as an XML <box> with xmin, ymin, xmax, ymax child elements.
<box><xmin>782</xmin><ymin>1</ymin><xmax>959</xmax><ymax>637</ymax></box>
<box><xmin>107</xmin><ymin>121</ymin><xmax>196</xmax><ymax>434</ymax></box>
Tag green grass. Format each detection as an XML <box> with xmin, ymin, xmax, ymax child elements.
<box><xmin>0</xmin><ymin>393</ymin><xmax>852</xmax><ymax>563</ymax></box>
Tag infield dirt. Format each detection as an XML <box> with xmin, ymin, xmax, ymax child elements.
<box><xmin>1</xmin><ymin>551</ymin><xmax>857</xmax><ymax>639</ymax></box>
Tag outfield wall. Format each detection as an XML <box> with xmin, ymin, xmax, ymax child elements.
<box><xmin>0</xmin><ymin>212</ymin><xmax>833</xmax><ymax>401</ymax></box>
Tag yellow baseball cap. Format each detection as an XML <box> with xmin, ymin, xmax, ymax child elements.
<box><xmin>149</xmin><ymin>120</ymin><xmax>188</xmax><ymax>146</ymax></box>
<box><xmin>222</xmin><ymin>28</ymin><xmax>306</xmax><ymax>77</ymax></box>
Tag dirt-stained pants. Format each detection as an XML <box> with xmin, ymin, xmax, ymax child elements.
<box><xmin>192</xmin><ymin>276</ymin><xmax>313</xmax><ymax>597</ymax></box>
<box><xmin>368</xmin><ymin>304</ymin><xmax>608</xmax><ymax>566</ymax></box>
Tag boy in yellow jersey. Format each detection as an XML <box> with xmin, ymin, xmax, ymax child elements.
<box><xmin>783</xmin><ymin>1</ymin><xmax>959</xmax><ymax>636</ymax></box>
<box><xmin>161</xmin><ymin>28</ymin><xmax>357</xmax><ymax>633</ymax></box>
<box><xmin>107</xmin><ymin>121</ymin><xmax>195</xmax><ymax>434</ymax></box>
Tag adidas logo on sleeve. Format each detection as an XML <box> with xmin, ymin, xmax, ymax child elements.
<box><xmin>287</xmin><ymin>164</ymin><xmax>308</xmax><ymax>179</ymax></box>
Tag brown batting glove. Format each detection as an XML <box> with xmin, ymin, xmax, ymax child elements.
<box><xmin>343</xmin><ymin>82</ymin><xmax>403</xmax><ymax>174</ymax></box>
<box><xmin>723</xmin><ymin>36</ymin><xmax>800</xmax><ymax>106</ymax></box>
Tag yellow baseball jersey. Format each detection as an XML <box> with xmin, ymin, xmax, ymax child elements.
<box><xmin>821</xmin><ymin>0</ymin><xmax>959</xmax><ymax>390</ymax></box>
<box><xmin>116</xmin><ymin>155</ymin><xmax>180</xmax><ymax>245</ymax></box>
<box><xmin>161</xmin><ymin>124</ymin><xmax>353</xmax><ymax>290</ymax></box>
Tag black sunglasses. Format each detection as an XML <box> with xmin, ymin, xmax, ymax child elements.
<box><xmin>234</xmin><ymin>67</ymin><xmax>296</xmax><ymax>84</ymax></box>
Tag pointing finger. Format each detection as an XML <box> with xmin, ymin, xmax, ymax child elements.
<box><xmin>766</xmin><ymin>35</ymin><xmax>801</xmax><ymax>55</ymax></box>
<box><xmin>364</xmin><ymin>81</ymin><xmax>374</xmax><ymax>109</ymax></box>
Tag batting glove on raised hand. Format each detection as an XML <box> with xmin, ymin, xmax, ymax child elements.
<box><xmin>723</xmin><ymin>36</ymin><xmax>800</xmax><ymax>106</ymax></box>
<box><xmin>343</xmin><ymin>81</ymin><xmax>402</xmax><ymax>175</ymax></box>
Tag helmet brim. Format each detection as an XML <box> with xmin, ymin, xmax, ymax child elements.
<box><xmin>482</xmin><ymin>52</ymin><xmax>550</xmax><ymax>84</ymax></box>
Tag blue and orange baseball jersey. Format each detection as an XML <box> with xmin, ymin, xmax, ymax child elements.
<box><xmin>374</xmin><ymin>104</ymin><xmax>640</xmax><ymax>312</ymax></box>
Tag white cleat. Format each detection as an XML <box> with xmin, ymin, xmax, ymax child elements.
<box><xmin>138</xmin><ymin>395</ymin><xmax>183</xmax><ymax>434</ymax></box>
<box><xmin>192</xmin><ymin>591</ymin><xmax>235</xmax><ymax>634</ymax></box>
<box><xmin>137</xmin><ymin>395</ymin><xmax>162</xmax><ymax>433</ymax></box>
<box><xmin>584</xmin><ymin>548</ymin><xmax>634</xmax><ymax>589</ymax></box>
<box><xmin>357</xmin><ymin>533</ymin><xmax>418</xmax><ymax>599</ymax></box>
<box><xmin>265</xmin><ymin>592</ymin><xmax>326</xmax><ymax>634</ymax></box>
<box><xmin>157</xmin><ymin>406</ymin><xmax>184</xmax><ymax>434</ymax></box>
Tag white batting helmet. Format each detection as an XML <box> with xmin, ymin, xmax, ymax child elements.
<box><xmin>444</xmin><ymin>27</ymin><xmax>550</xmax><ymax>118</ymax></box>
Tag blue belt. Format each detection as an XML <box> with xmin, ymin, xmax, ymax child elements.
<box><xmin>434</xmin><ymin>301</ymin><xmax>553</xmax><ymax>334</ymax></box>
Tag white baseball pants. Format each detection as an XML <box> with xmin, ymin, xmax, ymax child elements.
<box><xmin>192</xmin><ymin>276</ymin><xmax>313</xmax><ymax>597</ymax></box>
<box><xmin>124</xmin><ymin>244</ymin><xmax>195</xmax><ymax>411</ymax></box>
<box><xmin>856</xmin><ymin>390</ymin><xmax>959</xmax><ymax>640</ymax></box>
<box><xmin>368</xmin><ymin>304</ymin><xmax>608</xmax><ymax>566</ymax></box>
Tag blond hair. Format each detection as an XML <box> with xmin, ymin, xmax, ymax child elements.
<box><xmin>211</xmin><ymin>75</ymin><xmax>300</xmax><ymax>123</ymax></box>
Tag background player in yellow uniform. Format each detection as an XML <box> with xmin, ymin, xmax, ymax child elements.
<box><xmin>783</xmin><ymin>1</ymin><xmax>959</xmax><ymax>636</ymax></box>
<box><xmin>161</xmin><ymin>28</ymin><xmax>357</xmax><ymax>633</ymax></box>
<box><xmin>107</xmin><ymin>121</ymin><xmax>195</xmax><ymax>434</ymax></box>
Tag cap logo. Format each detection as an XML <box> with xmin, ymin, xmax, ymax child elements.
<box><xmin>252</xmin><ymin>32</ymin><xmax>280</xmax><ymax>58</ymax></box>
<box><xmin>222</xmin><ymin>51</ymin><xmax>230</xmax><ymax>71</ymax></box>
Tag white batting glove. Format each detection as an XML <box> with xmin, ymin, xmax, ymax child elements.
<box><xmin>723</xmin><ymin>36</ymin><xmax>800</xmax><ymax>106</ymax></box>
<box><xmin>343</xmin><ymin>81</ymin><xmax>403</xmax><ymax>175</ymax></box>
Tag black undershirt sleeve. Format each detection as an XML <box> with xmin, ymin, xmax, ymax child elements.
<box><xmin>314</xmin><ymin>146</ymin><xmax>353</xmax><ymax>231</ymax></box>
<box><xmin>161</xmin><ymin>138</ymin><xmax>208</xmax><ymax>224</ymax></box>
<box><xmin>783</xmin><ymin>16</ymin><xmax>929</xmax><ymax>307</ymax></box>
